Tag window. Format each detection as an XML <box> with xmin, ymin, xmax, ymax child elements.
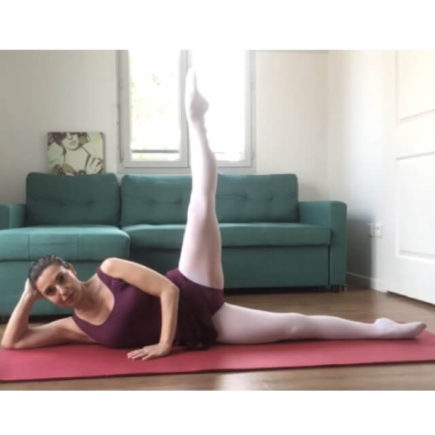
<box><xmin>118</xmin><ymin>50</ymin><xmax>254</xmax><ymax>169</ymax></box>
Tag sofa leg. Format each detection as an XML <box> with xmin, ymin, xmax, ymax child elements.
<box><xmin>330</xmin><ymin>285</ymin><xmax>347</xmax><ymax>293</ymax></box>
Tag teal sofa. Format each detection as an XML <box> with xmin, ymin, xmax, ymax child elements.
<box><xmin>0</xmin><ymin>172</ymin><xmax>347</xmax><ymax>316</ymax></box>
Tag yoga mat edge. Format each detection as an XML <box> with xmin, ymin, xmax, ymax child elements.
<box><xmin>1</xmin><ymin>330</ymin><xmax>435</xmax><ymax>382</ymax></box>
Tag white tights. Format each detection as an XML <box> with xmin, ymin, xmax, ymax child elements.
<box><xmin>179</xmin><ymin>70</ymin><xmax>426</xmax><ymax>345</ymax></box>
<box><xmin>212</xmin><ymin>303</ymin><xmax>426</xmax><ymax>344</ymax></box>
<box><xmin>178</xmin><ymin>70</ymin><xmax>224</xmax><ymax>290</ymax></box>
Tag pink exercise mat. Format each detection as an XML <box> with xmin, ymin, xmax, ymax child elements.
<box><xmin>2</xmin><ymin>330</ymin><xmax>435</xmax><ymax>382</ymax></box>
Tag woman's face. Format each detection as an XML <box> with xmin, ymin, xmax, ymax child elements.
<box><xmin>61</xmin><ymin>133</ymin><xmax>80</xmax><ymax>151</ymax></box>
<box><xmin>35</xmin><ymin>263</ymin><xmax>83</xmax><ymax>308</ymax></box>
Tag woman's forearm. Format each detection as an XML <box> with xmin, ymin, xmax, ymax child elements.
<box><xmin>158</xmin><ymin>284</ymin><xmax>179</xmax><ymax>347</ymax></box>
<box><xmin>1</xmin><ymin>291</ymin><xmax>37</xmax><ymax>348</ymax></box>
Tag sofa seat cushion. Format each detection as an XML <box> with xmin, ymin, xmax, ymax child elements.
<box><xmin>123</xmin><ymin>223</ymin><xmax>330</xmax><ymax>249</ymax></box>
<box><xmin>0</xmin><ymin>226</ymin><xmax>130</xmax><ymax>261</ymax></box>
<box><xmin>221</xmin><ymin>223</ymin><xmax>331</xmax><ymax>247</ymax></box>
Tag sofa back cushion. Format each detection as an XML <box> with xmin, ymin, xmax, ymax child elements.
<box><xmin>121</xmin><ymin>173</ymin><xmax>298</xmax><ymax>225</ymax></box>
<box><xmin>217</xmin><ymin>174</ymin><xmax>298</xmax><ymax>223</ymax></box>
<box><xmin>26</xmin><ymin>172</ymin><xmax>121</xmax><ymax>225</ymax></box>
<box><xmin>121</xmin><ymin>175</ymin><xmax>191</xmax><ymax>225</ymax></box>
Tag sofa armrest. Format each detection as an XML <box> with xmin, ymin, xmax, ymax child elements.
<box><xmin>298</xmin><ymin>201</ymin><xmax>347</xmax><ymax>286</ymax></box>
<box><xmin>0</xmin><ymin>204</ymin><xmax>26</xmax><ymax>229</ymax></box>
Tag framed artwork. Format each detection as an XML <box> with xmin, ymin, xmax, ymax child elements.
<box><xmin>47</xmin><ymin>132</ymin><xmax>105</xmax><ymax>176</ymax></box>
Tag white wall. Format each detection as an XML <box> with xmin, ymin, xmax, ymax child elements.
<box><xmin>0</xmin><ymin>51</ymin><xmax>118</xmax><ymax>203</ymax></box>
<box><xmin>0</xmin><ymin>50</ymin><xmax>329</xmax><ymax>204</ymax></box>
<box><xmin>255</xmin><ymin>51</ymin><xmax>328</xmax><ymax>200</ymax></box>
<box><xmin>327</xmin><ymin>51</ymin><xmax>396</xmax><ymax>290</ymax></box>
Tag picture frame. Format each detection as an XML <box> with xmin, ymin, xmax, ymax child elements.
<box><xmin>47</xmin><ymin>132</ymin><xmax>105</xmax><ymax>176</ymax></box>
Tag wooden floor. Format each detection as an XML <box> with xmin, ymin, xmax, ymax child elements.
<box><xmin>1</xmin><ymin>285</ymin><xmax>435</xmax><ymax>390</ymax></box>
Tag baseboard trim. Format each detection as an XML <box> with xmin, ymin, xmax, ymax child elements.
<box><xmin>346</xmin><ymin>272</ymin><xmax>387</xmax><ymax>292</ymax></box>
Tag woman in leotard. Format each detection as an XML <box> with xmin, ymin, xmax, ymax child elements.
<box><xmin>1</xmin><ymin>71</ymin><xmax>426</xmax><ymax>360</ymax></box>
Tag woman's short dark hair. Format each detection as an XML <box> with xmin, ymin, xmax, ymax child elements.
<box><xmin>28</xmin><ymin>255</ymin><xmax>71</xmax><ymax>288</ymax></box>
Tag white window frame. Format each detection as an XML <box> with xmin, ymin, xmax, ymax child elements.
<box><xmin>117</xmin><ymin>50</ymin><xmax>255</xmax><ymax>170</ymax></box>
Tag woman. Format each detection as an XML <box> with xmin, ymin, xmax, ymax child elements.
<box><xmin>1</xmin><ymin>71</ymin><xmax>426</xmax><ymax>360</ymax></box>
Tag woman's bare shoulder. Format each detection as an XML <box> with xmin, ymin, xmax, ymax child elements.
<box><xmin>100</xmin><ymin>257</ymin><xmax>130</xmax><ymax>275</ymax></box>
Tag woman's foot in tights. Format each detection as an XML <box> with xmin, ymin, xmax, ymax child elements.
<box><xmin>185</xmin><ymin>69</ymin><xmax>209</xmax><ymax>123</ymax></box>
<box><xmin>374</xmin><ymin>318</ymin><xmax>426</xmax><ymax>339</ymax></box>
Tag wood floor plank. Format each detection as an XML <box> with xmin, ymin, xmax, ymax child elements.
<box><xmin>1</xmin><ymin>286</ymin><xmax>435</xmax><ymax>390</ymax></box>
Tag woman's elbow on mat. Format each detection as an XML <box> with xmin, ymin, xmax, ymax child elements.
<box><xmin>1</xmin><ymin>337</ymin><xmax>16</xmax><ymax>350</ymax></box>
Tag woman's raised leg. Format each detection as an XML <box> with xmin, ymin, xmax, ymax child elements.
<box><xmin>212</xmin><ymin>303</ymin><xmax>426</xmax><ymax>344</ymax></box>
<box><xmin>178</xmin><ymin>70</ymin><xmax>224</xmax><ymax>289</ymax></box>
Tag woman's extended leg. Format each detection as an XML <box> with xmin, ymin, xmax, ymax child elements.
<box><xmin>212</xmin><ymin>303</ymin><xmax>426</xmax><ymax>343</ymax></box>
<box><xmin>178</xmin><ymin>70</ymin><xmax>224</xmax><ymax>289</ymax></box>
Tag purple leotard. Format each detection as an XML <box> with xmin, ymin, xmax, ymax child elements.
<box><xmin>72</xmin><ymin>267</ymin><xmax>224</xmax><ymax>350</ymax></box>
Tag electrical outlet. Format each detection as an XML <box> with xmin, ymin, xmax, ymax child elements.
<box><xmin>369</xmin><ymin>223</ymin><xmax>383</xmax><ymax>237</ymax></box>
<box><xmin>374</xmin><ymin>223</ymin><xmax>383</xmax><ymax>237</ymax></box>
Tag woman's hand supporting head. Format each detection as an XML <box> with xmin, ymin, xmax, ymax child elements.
<box><xmin>23</xmin><ymin>278</ymin><xmax>43</xmax><ymax>301</ymax></box>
